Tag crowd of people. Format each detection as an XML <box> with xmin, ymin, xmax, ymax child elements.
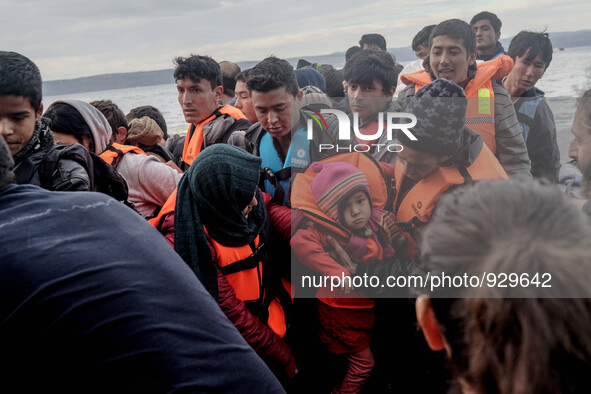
<box><xmin>2</xmin><ymin>10</ymin><xmax>591</xmax><ymax>394</ymax></box>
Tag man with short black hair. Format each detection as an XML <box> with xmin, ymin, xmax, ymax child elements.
<box><xmin>341</xmin><ymin>49</ymin><xmax>399</xmax><ymax>163</ymax></box>
<box><xmin>0</xmin><ymin>51</ymin><xmax>92</xmax><ymax>191</ymax></box>
<box><xmin>503</xmin><ymin>31</ymin><xmax>560</xmax><ymax>180</ymax></box>
<box><xmin>396</xmin><ymin>19</ymin><xmax>531</xmax><ymax>178</ymax></box>
<box><xmin>395</xmin><ymin>25</ymin><xmax>436</xmax><ymax>96</ymax></box>
<box><xmin>470</xmin><ymin>11</ymin><xmax>505</xmax><ymax>61</ymax></box>
<box><xmin>233</xmin><ymin>69</ymin><xmax>258</xmax><ymax>124</ymax></box>
<box><xmin>359</xmin><ymin>33</ymin><xmax>387</xmax><ymax>51</ymax></box>
<box><xmin>229</xmin><ymin>56</ymin><xmax>312</xmax><ymax>206</ymax></box>
<box><xmin>174</xmin><ymin>54</ymin><xmax>251</xmax><ymax>170</ymax></box>
<box><xmin>412</xmin><ymin>25</ymin><xmax>435</xmax><ymax>60</ymax></box>
<box><xmin>149</xmin><ymin>55</ymin><xmax>252</xmax><ymax>231</ymax></box>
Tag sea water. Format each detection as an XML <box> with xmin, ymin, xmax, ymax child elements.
<box><xmin>43</xmin><ymin>45</ymin><xmax>591</xmax><ymax>164</ymax></box>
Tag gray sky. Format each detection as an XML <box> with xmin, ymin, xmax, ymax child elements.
<box><xmin>1</xmin><ymin>0</ymin><xmax>589</xmax><ymax>81</ymax></box>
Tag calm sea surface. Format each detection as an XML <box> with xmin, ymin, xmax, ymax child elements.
<box><xmin>43</xmin><ymin>45</ymin><xmax>591</xmax><ymax>170</ymax></box>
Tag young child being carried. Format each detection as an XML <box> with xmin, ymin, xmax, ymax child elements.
<box><xmin>291</xmin><ymin>155</ymin><xmax>401</xmax><ymax>394</ymax></box>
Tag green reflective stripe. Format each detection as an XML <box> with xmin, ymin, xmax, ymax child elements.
<box><xmin>478</xmin><ymin>88</ymin><xmax>491</xmax><ymax>114</ymax></box>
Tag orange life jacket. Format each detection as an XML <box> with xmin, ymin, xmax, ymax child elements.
<box><xmin>207</xmin><ymin>231</ymin><xmax>287</xmax><ymax>337</ymax></box>
<box><xmin>181</xmin><ymin>105</ymin><xmax>246</xmax><ymax>167</ymax></box>
<box><xmin>291</xmin><ymin>152</ymin><xmax>391</xmax><ymax>239</ymax></box>
<box><xmin>99</xmin><ymin>142</ymin><xmax>146</xmax><ymax>168</ymax></box>
<box><xmin>148</xmin><ymin>188</ymin><xmax>177</xmax><ymax>229</ymax></box>
<box><xmin>401</xmin><ymin>56</ymin><xmax>514</xmax><ymax>154</ymax></box>
<box><xmin>393</xmin><ymin>143</ymin><xmax>508</xmax><ymax>258</ymax></box>
<box><xmin>150</xmin><ymin>106</ymin><xmax>247</xmax><ymax>229</ymax></box>
<box><xmin>290</xmin><ymin>152</ymin><xmax>397</xmax><ymax>309</ymax></box>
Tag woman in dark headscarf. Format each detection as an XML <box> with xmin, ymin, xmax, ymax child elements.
<box><xmin>172</xmin><ymin>144</ymin><xmax>296</xmax><ymax>382</ymax></box>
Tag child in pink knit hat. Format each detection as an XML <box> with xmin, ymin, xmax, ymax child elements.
<box><xmin>291</xmin><ymin>160</ymin><xmax>400</xmax><ymax>394</ymax></box>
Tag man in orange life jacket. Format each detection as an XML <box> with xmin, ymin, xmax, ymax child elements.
<box><xmin>393</xmin><ymin>78</ymin><xmax>508</xmax><ymax>259</ymax></box>
<box><xmin>175</xmin><ymin>54</ymin><xmax>252</xmax><ymax>171</ymax></box>
<box><xmin>356</xmin><ymin>79</ymin><xmax>506</xmax><ymax>394</ymax></box>
<box><xmin>395</xmin><ymin>18</ymin><xmax>531</xmax><ymax>179</ymax></box>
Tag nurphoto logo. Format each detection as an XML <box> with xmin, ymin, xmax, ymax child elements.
<box><xmin>306</xmin><ymin>109</ymin><xmax>418</xmax><ymax>153</ymax></box>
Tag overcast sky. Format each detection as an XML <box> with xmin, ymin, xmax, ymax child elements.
<box><xmin>1</xmin><ymin>0</ymin><xmax>589</xmax><ymax>81</ymax></box>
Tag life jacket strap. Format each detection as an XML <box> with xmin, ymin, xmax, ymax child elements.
<box><xmin>261</xmin><ymin>167</ymin><xmax>291</xmax><ymax>205</ymax></box>
<box><xmin>218</xmin><ymin>242</ymin><xmax>268</xmax><ymax>276</ymax></box>
<box><xmin>396</xmin><ymin>216</ymin><xmax>426</xmax><ymax>235</ymax></box>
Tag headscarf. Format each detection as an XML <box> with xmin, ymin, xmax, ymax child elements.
<box><xmin>174</xmin><ymin>144</ymin><xmax>266</xmax><ymax>299</ymax></box>
<box><xmin>48</xmin><ymin>99</ymin><xmax>111</xmax><ymax>154</ymax></box>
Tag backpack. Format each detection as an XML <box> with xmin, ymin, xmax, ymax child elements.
<box><xmin>39</xmin><ymin>144</ymin><xmax>131</xmax><ymax>205</ymax></box>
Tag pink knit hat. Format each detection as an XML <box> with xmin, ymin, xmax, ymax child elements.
<box><xmin>309</xmin><ymin>161</ymin><xmax>371</xmax><ymax>223</ymax></box>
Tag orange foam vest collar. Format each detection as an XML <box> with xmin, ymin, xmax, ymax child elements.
<box><xmin>400</xmin><ymin>56</ymin><xmax>514</xmax><ymax>154</ymax></box>
<box><xmin>393</xmin><ymin>143</ymin><xmax>507</xmax><ymax>257</ymax></box>
<box><xmin>99</xmin><ymin>142</ymin><xmax>146</xmax><ymax>168</ymax></box>
<box><xmin>181</xmin><ymin>105</ymin><xmax>246</xmax><ymax>167</ymax></box>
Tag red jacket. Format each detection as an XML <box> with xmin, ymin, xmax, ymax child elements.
<box><xmin>291</xmin><ymin>226</ymin><xmax>376</xmax><ymax>309</ymax></box>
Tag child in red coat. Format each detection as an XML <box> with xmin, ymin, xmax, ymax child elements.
<box><xmin>291</xmin><ymin>160</ymin><xmax>399</xmax><ymax>394</ymax></box>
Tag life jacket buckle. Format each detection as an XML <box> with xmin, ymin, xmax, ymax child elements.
<box><xmin>262</xmin><ymin>167</ymin><xmax>278</xmax><ymax>187</ymax></box>
<box><xmin>249</xmin><ymin>242</ymin><xmax>268</xmax><ymax>263</ymax></box>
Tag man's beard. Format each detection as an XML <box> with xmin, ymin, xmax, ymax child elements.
<box><xmin>580</xmin><ymin>162</ymin><xmax>591</xmax><ymax>199</ymax></box>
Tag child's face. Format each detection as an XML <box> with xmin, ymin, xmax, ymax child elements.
<box><xmin>241</xmin><ymin>191</ymin><xmax>257</xmax><ymax>219</ymax></box>
<box><xmin>341</xmin><ymin>191</ymin><xmax>371</xmax><ymax>231</ymax></box>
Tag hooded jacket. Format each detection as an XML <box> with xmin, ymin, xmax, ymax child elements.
<box><xmin>49</xmin><ymin>99</ymin><xmax>181</xmax><ymax>217</ymax></box>
<box><xmin>12</xmin><ymin>118</ymin><xmax>92</xmax><ymax>191</ymax></box>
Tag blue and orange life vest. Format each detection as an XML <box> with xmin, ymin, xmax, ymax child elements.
<box><xmin>259</xmin><ymin>126</ymin><xmax>310</xmax><ymax>207</ymax></box>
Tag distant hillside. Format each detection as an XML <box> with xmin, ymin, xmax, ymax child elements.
<box><xmin>499</xmin><ymin>29</ymin><xmax>591</xmax><ymax>51</ymax></box>
<box><xmin>43</xmin><ymin>29</ymin><xmax>591</xmax><ymax>96</ymax></box>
